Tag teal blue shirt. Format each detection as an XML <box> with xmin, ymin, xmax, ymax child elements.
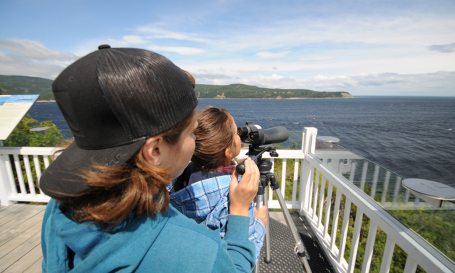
<box><xmin>41</xmin><ymin>199</ymin><xmax>255</xmax><ymax>272</ymax></box>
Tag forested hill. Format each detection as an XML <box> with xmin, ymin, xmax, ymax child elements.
<box><xmin>0</xmin><ymin>75</ymin><xmax>353</xmax><ymax>100</ymax></box>
<box><xmin>196</xmin><ymin>83</ymin><xmax>353</xmax><ymax>99</ymax></box>
<box><xmin>0</xmin><ymin>75</ymin><xmax>54</xmax><ymax>100</ymax></box>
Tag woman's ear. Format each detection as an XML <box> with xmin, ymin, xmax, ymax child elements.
<box><xmin>142</xmin><ymin>136</ymin><xmax>165</xmax><ymax>166</ymax></box>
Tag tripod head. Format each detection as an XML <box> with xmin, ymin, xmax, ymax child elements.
<box><xmin>235</xmin><ymin>144</ymin><xmax>278</xmax><ymax>175</ymax></box>
<box><xmin>234</xmin><ymin>144</ymin><xmax>281</xmax><ymax>197</ymax></box>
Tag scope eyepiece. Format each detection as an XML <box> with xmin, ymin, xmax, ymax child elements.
<box><xmin>237</xmin><ymin>122</ymin><xmax>264</xmax><ymax>145</ymax></box>
<box><xmin>237</xmin><ymin>127</ymin><xmax>249</xmax><ymax>138</ymax></box>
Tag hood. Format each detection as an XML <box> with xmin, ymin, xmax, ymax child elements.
<box><xmin>42</xmin><ymin>199</ymin><xmax>173</xmax><ymax>272</ymax></box>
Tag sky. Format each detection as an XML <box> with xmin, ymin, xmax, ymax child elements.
<box><xmin>1</xmin><ymin>0</ymin><xmax>455</xmax><ymax>96</ymax></box>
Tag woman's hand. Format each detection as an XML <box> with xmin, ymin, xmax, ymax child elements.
<box><xmin>255</xmin><ymin>206</ymin><xmax>268</xmax><ymax>227</ymax></box>
<box><xmin>229</xmin><ymin>157</ymin><xmax>259</xmax><ymax>217</ymax></box>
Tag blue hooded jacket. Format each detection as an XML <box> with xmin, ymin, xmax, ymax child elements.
<box><xmin>41</xmin><ymin>199</ymin><xmax>256</xmax><ymax>272</ymax></box>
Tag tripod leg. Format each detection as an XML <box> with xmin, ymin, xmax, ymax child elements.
<box><xmin>264</xmin><ymin>186</ymin><xmax>271</xmax><ymax>263</ymax></box>
<box><xmin>273</xmin><ymin>188</ymin><xmax>312</xmax><ymax>273</ymax></box>
<box><xmin>253</xmin><ymin>193</ymin><xmax>263</xmax><ymax>273</ymax></box>
<box><xmin>254</xmin><ymin>190</ymin><xmax>269</xmax><ymax>273</ymax></box>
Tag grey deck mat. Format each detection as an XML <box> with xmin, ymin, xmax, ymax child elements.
<box><xmin>256</xmin><ymin>214</ymin><xmax>335</xmax><ymax>273</ymax></box>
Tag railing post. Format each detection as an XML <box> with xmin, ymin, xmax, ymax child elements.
<box><xmin>0</xmin><ymin>154</ymin><xmax>13</xmax><ymax>206</ymax></box>
<box><xmin>299</xmin><ymin>127</ymin><xmax>317</xmax><ymax>215</ymax></box>
<box><xmin>349</xmin><ymin>160</ymin><xmax>356</xmax><ymax>183</ymax></box>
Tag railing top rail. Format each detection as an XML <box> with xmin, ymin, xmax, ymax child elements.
<box><xmin>0</xmin><ymin>147</ymin><xmax>303</xmax><ymax>158</ymax></box>
<box><xmin>238</xmin><ymin>148</ymin><xmax>305</xmax><ymax>159</ymax></box>
<box><xmin>0</xmin><ymin>146</ymin><xmax>60</xmax><ymax>156</ymax></box>
<box><xmin>305</xmin><ymin>153</ymin><xmax>455</xmax><ymax>272</ymax></box>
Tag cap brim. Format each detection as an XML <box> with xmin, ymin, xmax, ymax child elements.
<box><xmin>40</xmin><ymin>139</ymin><xmax>146</xmax><ymax>199</ymax></box>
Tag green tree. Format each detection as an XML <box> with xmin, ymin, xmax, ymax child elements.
<box><xmin>4</xmin><ymin>115</ymin><xmax>64</xmax><ymax>194</ymax></box>
<box><xmin>4</xmin><ymin>115</ymin><xmax>64</xmax><ymax>147</ymax></box>
<box><xmin>0</xmin><ymin>83</ymin><xmax>3</xmax><ymax>95</ymax></box>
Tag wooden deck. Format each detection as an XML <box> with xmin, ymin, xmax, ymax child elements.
<box><xmin>0</xmin><ymin>203</ymin><xmax>334</xmax><ymax>273</ymax></box>
<box><xmin>0</xmin><ymin>203</ymin><xmax>46</xmax><ymax>273</ymax></box>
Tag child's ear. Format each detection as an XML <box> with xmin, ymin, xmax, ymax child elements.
<box><xmin>225</xmin><ymin>147</ymin><xmax>234</xmax><ymax>160</ymax></box>
<box><xmin>142</xmin><ymin>136</ymin><xmax>165</xmax><ymax>166</ymax></box>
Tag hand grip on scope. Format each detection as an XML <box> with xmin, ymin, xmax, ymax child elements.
<box><xmin>236</xmin><ymin>161</ymin><xmax>246</xmax><ymax>175</ymax></box>
<box><xmin>235</xmin><ymin>156</ymin><xmax>258</xmax><ymax>175</ymax></box>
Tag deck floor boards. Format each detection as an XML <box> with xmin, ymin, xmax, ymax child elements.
<box><xmin>0</xmin><ymin>205</ymin><xmax>24</xmax><ymax>220</ymax></box>
<box><xmin>0</xmin><ymin>204</ymin><xmax>45</xmax><ymax>273</ymax></box>
<box><xmin>23</xmin><ymin>257</ymin><xmax>42</xmax><ymax>273</ymax></box>
<box><xmin>0</xmin><ymin>225</ymin><xmax>41</xmax><ymax>272</ymax></box>
<box><xmin>0</xmin><ymin>208</ymin><xmax>45</xmax><ymax>235</ymax></box>
<box><xmin>0</xmin><ymin>204</ymin><xmax>333</xmax><ymax>273</ymax></box>
<box><xmin>6</xmin><ymin>245</ymin><xmax>42</xmax><ymax>273</ymax></box>
<box><xmin>0</xmin><ymin>212</ymin><xmax>44</xmax><ymax>246</ymax></box>
<box><xmin>0</xmin><ymin>205</ymin><xmax>45</xmax><ymax>228</ymax></box>
<box><xmin>0</xmin><ymin>221</ymin><xmax>42</xmax><ymax>258</ymax></box>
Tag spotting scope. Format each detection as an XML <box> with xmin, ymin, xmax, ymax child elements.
<box><xmin>237</xmin><ymin>122</ymin><xmax>289</xmax><ymax>146</ymax></box>
<box><xmin>236</xmin><ymin>122</ymin><xmax>289</xmax><ymax>175</ymax></box>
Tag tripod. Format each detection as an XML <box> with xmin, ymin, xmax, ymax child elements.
<box><xmin>240</xmin><ymin>145</ymin><xmax>312</xmax><ymax>273</ymax></box>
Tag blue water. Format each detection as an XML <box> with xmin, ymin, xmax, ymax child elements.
<box><xmin>27</xmin><ymin>97</ymin><xmax>455</xmax><ymax>186</ymax></box>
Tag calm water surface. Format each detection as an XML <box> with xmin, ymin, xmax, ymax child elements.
<box><xmin>27</xmin><ymin>96</ymin><xmax>455</xmax><ymax>186</ymax></box>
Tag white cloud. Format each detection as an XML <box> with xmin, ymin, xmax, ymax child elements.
<box><xmin>104</xmin><ymin>35</ymin><xmax>149</xmax><ymax>47</ymax></box>
<box><xmin>180</xmin><ymin>46</ymin><xmax>455</xmax><ymax>77</ymax></box>
<box><xmin>428</xmin><ymin>42</ymin><xmax>455</xmax><ymax>53</ymax></box>
<box><xmin>187</xmin><ymin>68</ymin><xmax>455</xmax><ymax>96</ymax></box>
<box><xmin>123</xmin><ymin>35</ymin><xmax>148</xmax><ymax>44</ymax></box>
<box><xmin>0</xmin><ymin>38</ymin><xmax>78</xmax><ymax>79</ymax></box>
<box><xmin>2</xmin><ymin>6</ymin><xmax>455</xmax><ymax>96</ymax></box>
<box><xmin>0</xmin><ymin>38</ymin><xmax>76</xmax><ymax>60</ymax></box>
<box><xmin>256</xmin><ymin>51</ymin><xmax>290</xmax><ymax>59</ymax></box>
<box><xmin>301</xmin><ymin>56</ymin><xmax>334</xmax><ymax>61</ymax></box>
<box><xmin>148</xmin><ymin>45</ymin><xmax>206</xmax><ymax>55</ymax></box>
<box><xmin>138</xmin><ymin>26</ymin><xmax>211</xmax><ymax>43</ymax></box>
<box><xmin>204</xmin><ymin>13</ymin><xmax>455</xmax><ymax>55</ymax></box>
<box><xmin>0</xmin><ymin>50</ymin><xmax>68</xmax><ymax>79</ymax></box>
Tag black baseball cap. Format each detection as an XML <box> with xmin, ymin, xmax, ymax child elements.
<box><xmin>40</xmin><ymin>45</ymin><xmax>198</xmax><ymax>199</ymax></box>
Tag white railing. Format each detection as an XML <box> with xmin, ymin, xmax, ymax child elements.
<box><xmin>1</xmin><ymin>129</ymin><xmax>454</xmax><ymax>272</ymax></box>
<box><xmin>298</xmin><ymin>128</ymin><xmax>454</xmax><ymax>273</ymax></box>
<box><xmin>238</xmin><ymin>127</ymin><xmax>455</xmax><ymax>273</ymax></box>
<box><xmin>316</xmin><ymin>151</ymin><xmax>455</xmax><ymax>211</ymax></box>
<box><xmin>237</xmin><ymin>149</ymin><xmax>305</xmax><ymax>210</ymax></box>
<box><xmin>0</xmin><ymin>147</ymin><xmax>55</xmax><ymax>205</ymax></box>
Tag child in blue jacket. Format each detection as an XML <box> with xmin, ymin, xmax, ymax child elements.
<box><xmin>170</xmin><ymin>106</ymin><xmax>267</xmax><ymax>260</ymax></box>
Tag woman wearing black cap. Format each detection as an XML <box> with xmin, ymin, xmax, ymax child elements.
<box><xmin>40</xmin><ymin>45</ymin><xmax>259</xmax><ymax>272</ymax></box>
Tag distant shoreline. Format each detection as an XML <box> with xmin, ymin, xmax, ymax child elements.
<box><xmin>196</xmin><ymin>97</ymin><xmax>354</xmax><ymax>100</ymax></box>
<box><xmin>37</xmin><ymin>97</ymin><xmax>354</xmax><ymax>102</ymax></box>
<box><xmin>36</xmin><ymin>97</ymin><xmax>355</xmax><ymax>103</ymax></box>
